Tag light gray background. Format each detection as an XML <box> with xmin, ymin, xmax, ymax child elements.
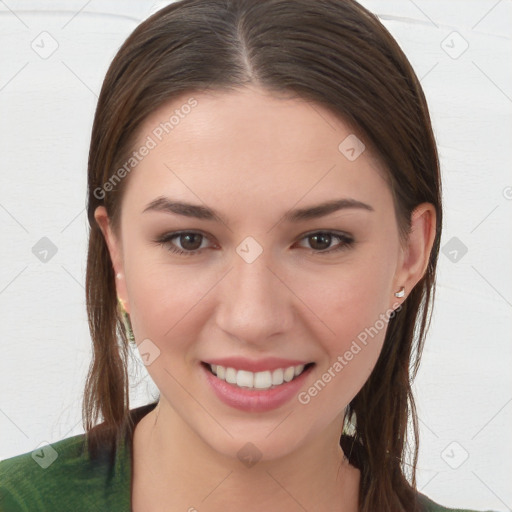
<box><xmin>0</xmin><ymin>1</ymin><xmax>511</xmax><ymax>510</ymax></box>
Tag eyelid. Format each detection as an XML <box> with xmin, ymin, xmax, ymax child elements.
<box><xmin>297</xmin><ymin>228</ymin><xmax>353</xmax><ymax>240</ymax></box>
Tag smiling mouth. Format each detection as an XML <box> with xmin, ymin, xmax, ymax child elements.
<box><xmin>202</xmin><ymin>362</ymin><xmax>315</xmax><ymax>390</ymax></box>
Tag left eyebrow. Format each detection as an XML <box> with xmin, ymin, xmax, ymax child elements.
<box><xmin>282</xmin><ymin>198</ymin><xmax>374</xmax><ymax>222</ymax></box>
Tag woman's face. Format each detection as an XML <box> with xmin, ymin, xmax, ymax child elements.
<box><xmin>96</xmin><ymin>86</ymin><xmax>427</xmax><ymax>462</ymax></box>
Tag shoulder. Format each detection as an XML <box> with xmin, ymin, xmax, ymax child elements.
<box><xmin>0</xmin><ymin>434</ymin><xmax>89</xmax><ymax>511</ymax></box>
<box><xmin>418</xmin><ymin>491</ymin><xmax>498</xmax><ymax>512</ymax></box>
<box><xmin>0</xmin><ymin>432</ymin><xmax>129</xmax><ymax>512</ymax></box>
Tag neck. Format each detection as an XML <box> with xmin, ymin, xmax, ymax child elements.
<box><xmin>132</xmin><ymin>400</ymin><xmax>360</xmax><ymax>512</ymax></box>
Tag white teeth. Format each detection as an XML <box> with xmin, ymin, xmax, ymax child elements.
<box><xmin>236</xmin><ymin>370</ymin><xmax>253</xmax><ymax>388</ymax></box>
<box><xmin>254</xmin><ymin>371</ymin><xmax>272</xmax><ymax>389</ymax></box>
<box><xmin>283</xmin><ymin>366</ymin><xmax>295</xmax><ymax>382</ymax></box>
<box><xmin>271</xmin><ymin>368</ymin><xmax>283</xmax><ymax>385</ymax></box>
<box><xmin>225</xmin><ymin>367</ymin><xmax>237</xmax><ymax>384</ymax></box>
<box><xmin>216</xmin><ymin>365</ymin><xmax>225</xmax><ymax>380</ymax></box>
<box><xmin>208</xmin><ymin>363</ymin><xmax>309</xmax><ymax>389</ymax></box>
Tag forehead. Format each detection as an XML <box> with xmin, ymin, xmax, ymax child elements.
<box><xmin>124</xmin><ymin>86</ymin><xmax>391</xmax><ymax>214</ymax></box>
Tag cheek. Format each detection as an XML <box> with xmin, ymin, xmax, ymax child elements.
<box><xmin>128</xmin><ymin>266</ymin><xmax>208</xmax><ymax>342</ymax></box>
<box><xmin>301</xmin><ymin>254</ymin><xmax>394</xmax><ymax>395</ymax></box>
<box><xmin>125</xmin><ymin>246</ymin><xmax>226</xmax><ymax>374</ymax></box>
<box><xmin>126</xmin><ymin>265</ymin><xmax>211</xmax><ymax>404</ymax></box>
<box><xmin>307</xmin><ymin>250</ymin><xmax>393</xmax><ymax>335</ymax></box>
<box><xmin>300</xmin><ymin>299</ymin><xmax>391</xmax><ymax>416</ymax></box>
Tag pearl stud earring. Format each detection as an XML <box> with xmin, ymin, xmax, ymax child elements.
<box><xmin>394</xmin><ymin>286</ymin><xmax>405</xmax><ymax>298</ymax></box>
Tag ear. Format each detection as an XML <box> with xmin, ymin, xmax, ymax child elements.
<box><xmin>391</xmin><ymin>203</ymin><xmax>437</xmax><ymax>306</ymax></box>
<box><xmin>94</xmin><ymin>206</ymin><xmax>130</xmax><ymax>313</ymax></box>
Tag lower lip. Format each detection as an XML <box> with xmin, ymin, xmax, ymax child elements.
<box><xmin>201</xmin><ymin>363</ymin><xmax>314</xmax><ymax>412</ymax></box>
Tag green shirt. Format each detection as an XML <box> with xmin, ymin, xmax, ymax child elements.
<box><xmin>0</xmin><ymin>402</ymin><xmax>495</xmax><ymax>511</ymax></box>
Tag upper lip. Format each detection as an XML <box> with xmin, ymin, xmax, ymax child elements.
<box><xmin>203</xmin><ymin>357</ymin><xmax>312</xmax><ymax>373</ymax></box>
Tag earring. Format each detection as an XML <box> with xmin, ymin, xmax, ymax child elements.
<box><xmin>116</xmin><ymin>272</ymin><xmax>123</xmax><ymax>279</ymax></box>
<box><xmin>117</xmin><ymin>296</ymin><xmax>136</xmax><ymax>345</ymax></box>
<box><xmin>394</xmin><ymin>286</ymin><xmax>405</xmax><ymax>298</ymax></box>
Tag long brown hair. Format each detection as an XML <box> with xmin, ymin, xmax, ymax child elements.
<box><xmin>83</xmin><ymin>1</ymin><xmax>442</xmax><ymax>510</ymax></box>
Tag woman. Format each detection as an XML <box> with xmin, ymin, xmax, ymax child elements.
<box><xmin>0</xmin><ymin>1</ymin><xmax>496</xmax><ymax>511</ymax></box>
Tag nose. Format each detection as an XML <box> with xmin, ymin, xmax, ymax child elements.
<box><xmin>214</xmin><ymin>248</ymin><xmax>295</xmax><ymax>347</ymax></box>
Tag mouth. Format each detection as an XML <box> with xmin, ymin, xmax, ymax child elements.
<box><xmin>201</xmin><ymin>361</ymin><xmax>315</xmax><ymax>390</ymax></box>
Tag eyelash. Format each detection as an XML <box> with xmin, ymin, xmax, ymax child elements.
<box><xmin>154</xmin><ymin>230</ymin><xmax>354</xmax><ymax>257</ymax></box>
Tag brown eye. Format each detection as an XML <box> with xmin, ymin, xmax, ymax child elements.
<box><xmin>154</xmin><ymin>231</ymin><xmax>211</xmax><ymax>256</ymax></box>
<box><xmin>297</xmin><ymin>231</ymin><xmax>354</xmax><ymax>254</ymax></box>
<box><xmin>308</xmin><ymin>233</ymin><xmax>333</xmax><ymax>251</ymax></box>
<box><xmin>177</xmin><ymin>233</ymin><xmax>203</xmax><ymax>251</ymax></box>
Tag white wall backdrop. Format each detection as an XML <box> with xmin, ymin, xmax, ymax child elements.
<box><xmin>0</xmin><ymin>1</ymin><xmax>510</xmax><ymax>511</ymax></box>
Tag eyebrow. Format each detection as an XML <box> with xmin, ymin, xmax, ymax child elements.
<box><xmin>142</xmin><ymin>196</ymin><xmax>374</xmax><ymax>224</ymax></box>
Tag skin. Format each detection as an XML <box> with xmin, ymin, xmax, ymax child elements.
<box><xmin>95</xmin><ymin>85</ymin><xmax>436</xmax><ymax>512</ymax></box>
